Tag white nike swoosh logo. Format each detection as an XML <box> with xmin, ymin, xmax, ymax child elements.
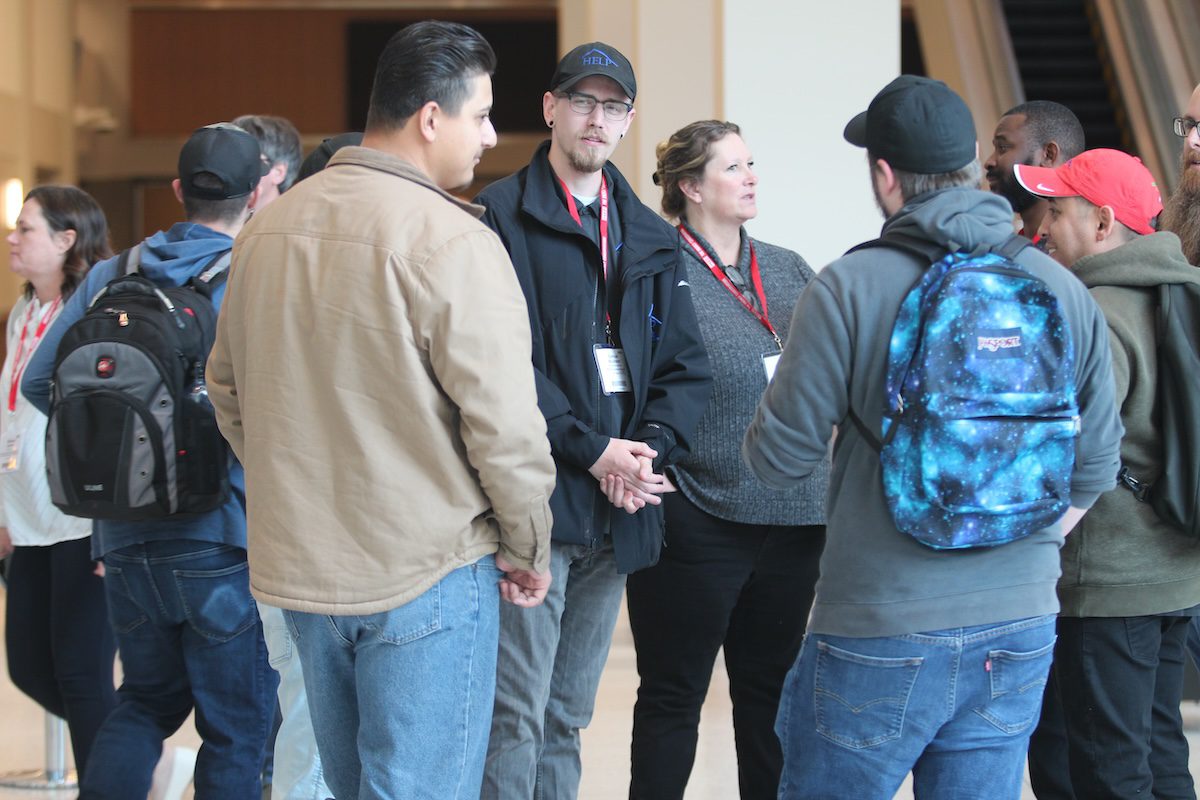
<box><xmin>1036</xmin><ymin>183</ymin><xmax>1057</xmax><ymax>192</ymax></box>
<box><xmin>677</xmin><ymin>280</ymin><xmax>690</xmax><ymax>287</ymax></box>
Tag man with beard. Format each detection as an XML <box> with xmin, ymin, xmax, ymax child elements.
<box><xmin>984</xmin><ymin>100</ymin><xmax>1085</xmax><ymax>240</ymax></box>
<box><xmin>474</xmin><ymin>42</ymin><xmax>712</xmax><ymax>799</ymax></box>
<box><xmin>1160</xmin><ymin>83</ymin><xmax>1200</xmax><ymax>265</ymax></box>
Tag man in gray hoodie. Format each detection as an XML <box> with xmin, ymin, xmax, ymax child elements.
<box><xmin>1018</xmin><ymin>148</ymin><xmax>1200</xmax><ymax>799</ymax></box>
<box><xmin>743</xmin><ymin>76</ymin><xmax>1123</xmax><ymax>798</ymax></box>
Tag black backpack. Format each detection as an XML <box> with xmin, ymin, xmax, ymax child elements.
<box><xmin>45</xmin><ymin>244</ymin><xmax>231</xmax><ymax>520</ymax></box>
<box><xmin>1118</xmin><ymin>281</ymin><xmax>1200</xmax><ymax>538</ymax></box>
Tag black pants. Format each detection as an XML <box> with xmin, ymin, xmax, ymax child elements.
<box><xmin>5</xmin><ymin>537</ymin><xmax>117</xmax><ymax>774</ymax></box>
<box><xmin>626</xmin><ymin>492</ymin><xmax>824</xmax><ymax>800</ymax></box>
<box><xmin>1028</xmin><ymin>615</ymin><xmax>1196</xmax><ymax>800</ymax></box>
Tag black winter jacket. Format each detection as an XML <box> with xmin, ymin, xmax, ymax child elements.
<box><xmin>477</xmin><ymin>142</ymin><xmax>712</xmax><ymax>573</ymax></box>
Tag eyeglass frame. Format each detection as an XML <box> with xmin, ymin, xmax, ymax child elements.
<box><xmin>1173</xmin><ymin>116</ymin><xmax>1199</xmax><ymax>138</ymax></box>
<box><xmin>556</xmin><ymin>90</ymin><xmax>634</xmax><ymax>122</ymax></box>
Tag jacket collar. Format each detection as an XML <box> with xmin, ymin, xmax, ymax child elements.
<box><xmin>519</xmin><ymin>140</ymin><xmax>676</xmax><ymax>276</ymax></box>
<box><xmin>326</xmin><ymin>146</ymin><xmax>485</xmax><ymax>220</ymax></box>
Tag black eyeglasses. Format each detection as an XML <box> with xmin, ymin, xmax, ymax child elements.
<box><xmin>559</xmin><ymin>91</ymin><xmax>633</xmax><ymax>122</ymax></box>
<box><xmin>1173</xmin><ymin>117</ymin><xmax>1199</xmax><ymax>138</ymax></box>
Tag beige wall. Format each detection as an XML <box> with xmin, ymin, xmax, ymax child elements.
<box><xmin>0</xmin><ymin>0</ymin><xmax>77</xmax><ymax>310</ymax></box>
<box><xmin>724</xmin><ymin>0</ymin><xmax>900</xmax><ymax>269</ymax></box>
<box><xmin>560</xmin><ymin>0</ymin><xmax>900</xmax><ymax>270</ymax></box>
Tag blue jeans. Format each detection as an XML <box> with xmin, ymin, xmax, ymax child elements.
<box><xmin>482</xmin><ymin>539</ymin><xmax>626</xmax><ymax>800</ymax></box>
<box><xmin>284</xmin><ymin>556</ymin><xmax>500</xmax><ymax>800</ymax></box>
<box><xmin>776</xmin><ymin>615</ymin><xmax>1056</xmax><ymax>800</ymax></box>
<box><xmin>259</xmin><ymin>602</ymin><xmax>330</xmax><ymax>800</ymax></box>
<box><xmin>81</xmin><ymin>540</ymin><xmax>276</xmax><ymax>800</ymax></box>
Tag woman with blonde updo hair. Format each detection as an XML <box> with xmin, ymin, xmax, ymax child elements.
<box><xmin>626</xmin><ymin>121</ymin><xmax>829</xmax><ymax>799</ymax></box>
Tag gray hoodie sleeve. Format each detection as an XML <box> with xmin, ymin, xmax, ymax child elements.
<box><xmin>1064</xmin><ymin>292</ymin><xmax>1124</xmax><ymax>508</ymax></box>
<box><xmin>743</xmin><ymin>276</ymin><xmax>848</xmax><ymax>488</ymax></box>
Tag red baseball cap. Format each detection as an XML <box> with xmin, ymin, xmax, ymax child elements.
<box><xmin>1014</xmin><ymin>148</ymin><xmax>1162</xmax><ymax>235</ymax></box>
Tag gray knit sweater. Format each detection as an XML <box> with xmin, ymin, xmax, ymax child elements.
<box><xmin>672</xmin><ymin>224</ymin><xmax>829</xmax><ymax>525</ymax></box>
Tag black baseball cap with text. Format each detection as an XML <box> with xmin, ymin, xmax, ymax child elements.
<box><xmin>843</xmin><ymin>75</ymin><xmax>977</xmax><ymax>174</ymax></box>
<box><xmin>177</xmin><ymin>123</ymin><xmax>268</xmax><ymax>200</ymax></box>
<box><xmin>551</xmin><ymin>42</ymin><xmax>637</xmax><ymax>101</ymax></box>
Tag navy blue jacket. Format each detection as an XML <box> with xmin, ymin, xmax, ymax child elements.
<box><xmin>477</xmin><ymin>142</ymin><xmax>712</xmax><ymax>573</ymax></box>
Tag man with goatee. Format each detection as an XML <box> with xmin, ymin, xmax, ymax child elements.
<box><xmin>1161</xmin><ymin>83</ymin><xmax>1200</xmax><ymax>265</ymax></box>
<box><xmin>474</xmin><ymin>42</ymin><xmax>711</xmax><ymax>799</ymax></box>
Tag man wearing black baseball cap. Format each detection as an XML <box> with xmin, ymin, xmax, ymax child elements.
<box><xmin>475</xmin><ymin>41</ymin><xmax>711</xmax><ymax>799</ymax></box>
<box><xmin>744</xmin><ymin>75</ymin><xmax>1123</xmax><ymax>798</ymax></box>
<box><xmin>20</xmin><ymin>121</ymin><xmax>276</xmax><ymax>797</ymax></box>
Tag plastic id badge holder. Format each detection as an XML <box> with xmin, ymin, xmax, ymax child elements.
<box><xmin>594</xmin><ymin>345</ymin><xmax>632</xmax><ymax>395</ymax></box>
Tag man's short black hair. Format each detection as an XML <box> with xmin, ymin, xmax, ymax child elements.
<box><xmin>365</xmin><ymin>20</ymin><xmax>496</xmax><ymax>132</ymax></box>
<box><xmin>1003</xmin><ymin>100</ymin><xmax>1086</xmax><ymax>161</ymax></box>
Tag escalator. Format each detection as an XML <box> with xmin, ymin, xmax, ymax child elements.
<box><xmin>1000</xmin><ymin>0</ymin><xmax>1127</xmax><ymax>152</ymax></box>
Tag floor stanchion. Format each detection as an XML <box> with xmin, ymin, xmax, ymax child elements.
<box><xmin>0</xmin><ymin>713</ymin><xmax>78</xmax><ymax>790</ymax></box>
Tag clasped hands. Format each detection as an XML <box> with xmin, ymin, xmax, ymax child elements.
<box><xmin>589</xmin><ymin>438</ymin><xmax>676</xmax><ymax>514</ymax></box>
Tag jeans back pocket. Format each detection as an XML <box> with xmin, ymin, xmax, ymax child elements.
<box><xmin>975</xmin><ymin>638</ymin><xmax>1055</xmax><ymax>734</ymax></box>
<box><xmin>814</xmin><ymin>640</ymin><xmax>923</xmax><ymax>749</ymax></box>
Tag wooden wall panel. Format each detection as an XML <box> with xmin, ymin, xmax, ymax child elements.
<box><xmin>141</xmin><ymin>181</ymin><xmax>184</xmax><ymax>238</ymax></box>
<box><xmin>131</xmin><ymin>9</ymin><xmax>348</xmax><ymax>134</ymax></box>
<box><xmin>130</xmin><ymin>7</ymin><xmax>556</xmax><ymax>137</ymax></box>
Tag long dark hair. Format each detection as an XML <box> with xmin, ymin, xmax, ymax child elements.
<box><xmin>23</xmin><ymin>185</ymin><xmax>112</xmax><ymax>300</ymax></box>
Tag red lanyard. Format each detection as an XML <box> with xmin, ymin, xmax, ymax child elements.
<box><xmin>8</xmin><ymin>296</ymin><xmax>61</xmax><ymax>413</ymax></box>
<box><xmin>560</xmin><ymin>175</ymin><xmax>613</xmax><ymax>335</ymax></box>
<box><xmin>678</xmin><ymin>226</ymin><xmax>781</xmax><ymax>349</ymax></box>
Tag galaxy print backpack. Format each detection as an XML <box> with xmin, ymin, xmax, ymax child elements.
<box><xmin>849</xmin><ymin>234</ymin><xmax>1080</xmax><ymax>549</ymax></box>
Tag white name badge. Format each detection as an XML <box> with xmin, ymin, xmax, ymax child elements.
<box><xmin>762</xmin><ymin>352</ymin><xmax>781</xmax><ymax>383</ymax></box>
<box><xmin>594</xmin><ymin>345</ymin><xmax>632</xmax><ymax>395</ymax></box>
<box><xmin>0</xmin><ymin>429</ymin><xmax>21</xmax><ymax>473</ymax></box>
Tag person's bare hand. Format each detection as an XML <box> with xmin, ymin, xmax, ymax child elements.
<box><xmin>0</xmin><ymin>526</ymin><xmax>12</xmax><ymax>560</ymax></box>
<box><xmin>601</xmin><ymin>474</ymin><xmax>645</xmax><ymax>514</ymax></box>
<box><xmin>590</xmin><ymin>440</ymin><xmax>666</xmax><ymax>508</ymax></box>
<box><xmin>496</xmin><ymin>553</ymin><xmax>551</xmax><ymax>608</ymax></box>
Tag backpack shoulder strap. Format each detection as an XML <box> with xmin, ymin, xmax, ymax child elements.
<box><xmin>993</xmin><ymin>233</ymin><xmax>1033</xmax><ymax>262</ymax></box>
<box><xmin>847</xmin><ymin>233</ymin><xmax>947</xmax><ymax>264</ymax></box>
<box><xmin>846</xmin><ymin>407</ymin><xmax>884</xmax><ymax>453</ymax></box>
<box><xmin>195</xmin><ymin>250</ymin><xmax>232</xmax><ymax>292</ymax></box>
<box><xmin>86</xmin><ymin>245</ymin><xmax>142</xmax><ymax>310</ymax></box>
<box><xmin>118</xmin><ymin>243</ymin><xmax>141</xmax><ymax>276</ymax></box>
<box><xmin>1157</xmin><ymin>282</ymin><xmax>1172</xmax><ymax>344</ymax></box>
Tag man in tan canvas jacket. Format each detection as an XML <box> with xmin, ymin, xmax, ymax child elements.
<box><xmin>206</xmin><ymin>21</ymin><xmax>555</xmax><ymax>800</ymax></box>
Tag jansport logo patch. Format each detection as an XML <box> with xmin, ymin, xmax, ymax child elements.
<box><xmin>976</xmin><ymin>327</ymin><xmax>1024</xmax><ymax>358</ymax></box>
<box><xmin>978</xmin><ymin>335</ymin><xmax>1021</xmax><ymax>352</ymax></box>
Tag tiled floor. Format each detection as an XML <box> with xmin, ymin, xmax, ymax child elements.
<box><xmin>1</xmin><ymin>591</ymin><xmax>1198</xmax><ymax>799</ymax></box>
